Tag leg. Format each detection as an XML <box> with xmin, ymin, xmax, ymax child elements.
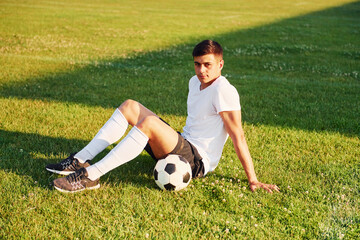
<box><xmin>46</xmin><ymin>105</ymin><xmax>129</xmax><ymax>174</ymax></box>
<box><xmin>46</xmin><ymin>99</ymin><xmax>155</xmax><ymax>175</ymax></box>
<box><xmin>119</xmin><ymin>99</ymin><xmax>179</xmax><ymax>159</ymax></box>
<box><xmin>52</xmin><ymin>100</ymin><xmax>181</xmax><ymax>192</ymax></box>
<box><xmin>85</xmin><ymin>100</ymin><xmax>179</xmax><ymax>180</ymax></box>
<box><xmin>118</xmin><ymin>99</ymin><xmax>158</xmax><ymax>127</ymax></box>
<box><xmin>73</xmin><ymin>99</ymin><xmax>159</xmax><ymax>162</ymax></box>
<box><xmin>74</xmin><ymin>106</ymin><xmax>129</xmax><ymax>162</ymax></box>
<box><xmin>136</xmin><ymin>115</ymin><xmax>179</xmax><ymax>159</ymax></box>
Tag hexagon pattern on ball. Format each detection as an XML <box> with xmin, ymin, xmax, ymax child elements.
<box><xmin>153</xmin><ymin>154</ymin><xmax>192</xmax><ymax>191</ymax></box>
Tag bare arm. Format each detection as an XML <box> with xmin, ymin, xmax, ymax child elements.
<box><xmin>220</xmin><ymin>110</ymin><xmax>280</xmax><ymax>193</ymax></box>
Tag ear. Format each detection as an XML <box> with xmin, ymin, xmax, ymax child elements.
<box><xmin>219</xmin><ymin>59</ymin><xmax>224</xmax><ymax>70</ymax></box>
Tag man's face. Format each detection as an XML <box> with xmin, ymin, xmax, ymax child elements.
<box><xmin>194</xmin><ymin>54</ymin><xmax>224</xmax><ymax>89</ymax></box>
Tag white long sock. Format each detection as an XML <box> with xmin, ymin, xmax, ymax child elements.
<box><xmin>86</xmin><ymin>126</ymin><xmax>149</xmax><ymax>180</ymax></box>
<box><xmin>75</xmin><ymin>108</ymin><xmax>128</xmax><ymax>163</ymax></box>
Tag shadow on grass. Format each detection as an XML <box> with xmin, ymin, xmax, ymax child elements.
<box><xmin>1</xmin><ymin>2</ymin><xmax>359</xmax><ymax>186</ymax></box>
<box><xmin>0</xmin><ymin>129</ymin><xmax>158</xmax><ymax>189</ymax></box>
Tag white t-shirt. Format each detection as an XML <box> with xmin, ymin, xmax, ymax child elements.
<box><xmin>181</xmin><ymin>75</ymin><xmax>241</xmax><ymax>174</ymax></box>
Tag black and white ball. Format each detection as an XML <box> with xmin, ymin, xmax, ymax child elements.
<box><xmin>153</xmin><ymin>154</ymin><xmax>192</xmax><ymax>191</ymax></box>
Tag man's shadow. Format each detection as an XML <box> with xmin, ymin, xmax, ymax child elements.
<box><xmin>0</xmin><ymin>129</ymin><xmax>158</xmax><ymax>189</ymax></box>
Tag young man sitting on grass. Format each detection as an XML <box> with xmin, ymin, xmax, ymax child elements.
<box><xmin>46</xmin><ymin>40</ymin><xmax>280</xmax><ymax>194</ymax></box>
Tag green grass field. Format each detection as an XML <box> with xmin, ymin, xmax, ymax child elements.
<box><xmin>1</xmin><ymin>0</ymin><xmax>359</xmax><ymax>239</ymax></box>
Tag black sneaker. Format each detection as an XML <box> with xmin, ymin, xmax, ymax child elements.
<box><xmin>53</xmin><ymin>168</ymin><xmax>100</xmax><ymax>193</ymax></box>
<box><xmin>45</xmin><ymin>153</ymin><xmax>90</xmax><ymax>175</ymax></box>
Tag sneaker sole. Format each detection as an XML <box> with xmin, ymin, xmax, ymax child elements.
<box><xmin>54</xmin><ymin>184</ymin><xmax>101</xmax><ymax>193</ymax></box>
<box><xmin>46</xmin><ymin>168</ymin><xmax>75</xmax><ymax>175</ymax></box>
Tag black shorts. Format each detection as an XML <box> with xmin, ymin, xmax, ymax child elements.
<box><xmin>144</xmin><ymin>120</ymin><xmax>205</xmax><ymax>178</ymax></box>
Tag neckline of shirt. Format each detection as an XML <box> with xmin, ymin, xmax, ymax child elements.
<box><xmin>197</xmin><ymin>75</ymin><xmax>223</xmax><ymax>92</ymax></box>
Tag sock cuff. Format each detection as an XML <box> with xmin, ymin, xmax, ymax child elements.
<box><xmin>129</xmin><ymin>126</ymin><xmax>149</xmax><ymax>145</ymax></box>
<box><xmin>74</xmin><ymin>150</ymin><xmax>91</xmax><ymax>163</ymax></box>
<box><xmin>113</xmin><ymin>108</ymin><xmax>128</xmax><ymax>127</ymax></box>
<box><xmin>86</xmin><ymin>165</ymin><xmax>104</xmax><ymax>181</ymax></box>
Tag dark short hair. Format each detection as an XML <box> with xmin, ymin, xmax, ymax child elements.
<box><xmin>192</xmin><ymin>40</ymin><xmax>223</xmax><ymax>58</ymax></box>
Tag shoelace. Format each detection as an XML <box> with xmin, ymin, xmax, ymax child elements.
<box><xmin>68</xmin><ymin>159</ymin><xmax>79</xmax><ymax>171</ymax></box>
<box><xmin>60</xmin><ymin>158</ymin><xmax>72</xmax><ymax>168</ymax></box>
<box><xmin>60</xmin><ymin>156</ymin><xmax>79</xmax><ymax>170</ymax></box>
<box><xmin>66</xmin><ymin>169</ymin><xmax>85</xmax><ymax>183</ymax></box>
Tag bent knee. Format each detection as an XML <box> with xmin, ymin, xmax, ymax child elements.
<box><xmin>136</xmin><ymin>115</ymin><xmax>164</xmax><ymax>135</ymax></box>
<box><xmin>119</xmin><ymin>99</ymin><xmax>138</xmax><ymax>115</ymax></box>
<box><xmin>118</xmin><ymin>99</ymin><xmax>139</xmax><ymax>125</ymax></box>
<box><xmin>138</xmin><ymin>115</ymin><xmax>159</xmax><ymax>128</ymax></box>
<box><xmin>119</xmin><ymin>99</ymin><xmax>138</xmax><ymax>110</ymax></box>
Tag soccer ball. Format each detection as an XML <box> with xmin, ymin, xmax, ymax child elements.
<box><xmin>153</xmin><ymin>154</ymin><xmax>192</xmax><ymax>191</ymax></box>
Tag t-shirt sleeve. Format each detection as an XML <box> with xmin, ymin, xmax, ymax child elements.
<box><xmin>213</xmin><ymin>84</ymin><xmax>241</xmax><ymax>114</ymax></box>
<box><xmin>188</xmin><ymin>75</ymin><xmax>198</xmax><ymax>90</ymax></box>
